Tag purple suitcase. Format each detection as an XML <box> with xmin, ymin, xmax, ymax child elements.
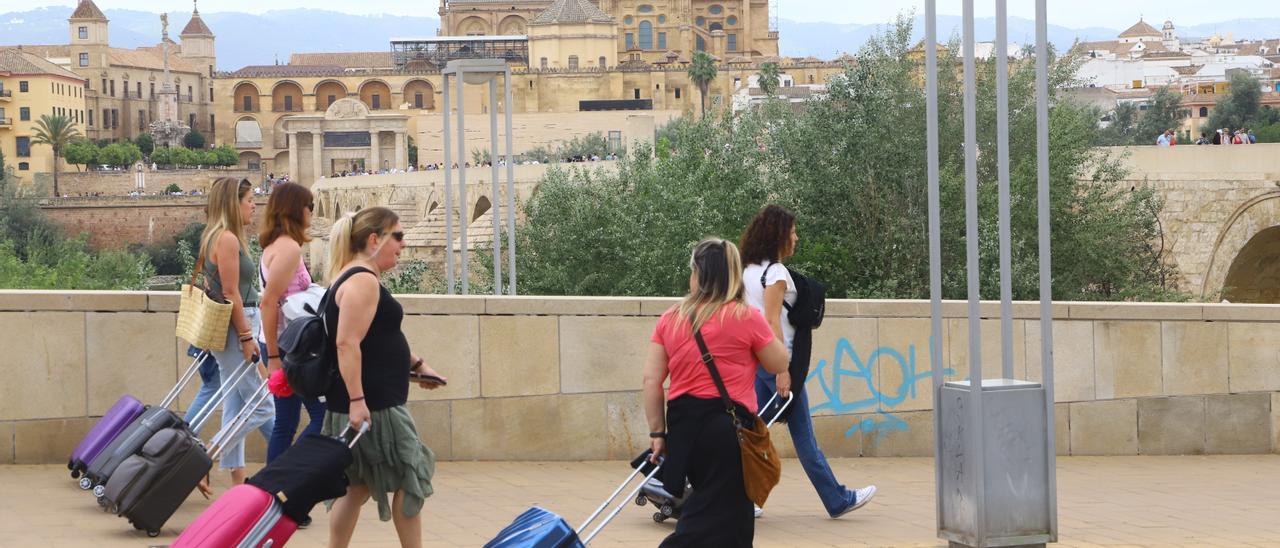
<box><xmin>69</xmin><ymin>395</ymin><xmax>145</xmax><ymax>484</ymax></box>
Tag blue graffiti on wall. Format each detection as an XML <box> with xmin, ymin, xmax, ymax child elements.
<box><xmin>807</xmin><ymin>337</ymin><xmax>952</xmax><ymax>444</ymax></box>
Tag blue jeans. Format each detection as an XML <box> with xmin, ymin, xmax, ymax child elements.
<box><xmin>260</xmin><ymin>344</ymin><xmax>327</xmax><ymax>463</ymax></box>
<box><xmin>207</xmin><ymin>308</ymin><xmax>274</xmax><ymax>470</ymax></box>
<box><xmin>183</xmin><ymin>345</ymin><xmax>221</xmax><ymax>427</ymax></box>
<box><xmin>754</xmin><ymin>368</ymin><xmax>855</xmax><ymax>516</ymax></box>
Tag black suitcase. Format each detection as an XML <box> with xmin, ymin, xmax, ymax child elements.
<box><xmin>103</xmin><ymin>374</ymin><xmax>272</xmax><ymax>537</ymax></box>
<box><xmin>103</xmin><ymin>427</ymin><xmax>213</xmax><ymax>537</ymax></box>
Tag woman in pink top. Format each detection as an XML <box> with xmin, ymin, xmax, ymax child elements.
<box><xmin>258</xmin><ymin>183</ymin><xmax>327</xmax><ymax>472</ymax></box>
<box><xmin>643</xmin><ymin>238</ymin><xmax>788</xmax><ymax>547</ymax></box>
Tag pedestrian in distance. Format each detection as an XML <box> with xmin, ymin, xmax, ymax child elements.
<box><xmin>322</xmin><ymin>207</ymin><xmax>446</xmax><ymax>548</ymax></box>
<box><xmin>739</xmin><ymin>205</ymin><xmax>877</xmax><ymax>518</ymax></box>
<box><xmin>643</xmin><ymin>238</ymin><xmax>790</xmax><ymax>547</ymax></box>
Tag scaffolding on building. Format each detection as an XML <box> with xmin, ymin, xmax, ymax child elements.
<box><xmin>390</xmin><ymin>36</ymin><xmax>530</xmax><ymax>70</ymax></box>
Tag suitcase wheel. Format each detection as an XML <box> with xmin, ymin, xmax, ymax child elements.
<box><xmin>71</xmin><ymin>469</ymin><xmax>81</xmax><ymax>479</ymax></box>
<box><xmin>660</xmin><ymin>504</ymin><xmax>674</xmax><ymax>517</ymax></box>
<box><xmin>107</xmin><ymin>503</ymin><xmax>119</xmax><ymax>515</ymax></box>
<box><xmin>635</xmin><ymin>494</ymin><xmax>647</xmax><ymax>506</ymax></box>
<box><xmin>79</xmin><ymin>477</ymin><xmax>93</xmax><ymax>490</ymax></box>
<box><xmin>653</xmin><ymin>512</ymin><xmax>667</xmax><ymax>523</ymax></box>
<box><xmin>92</xmin><ymin>484</ymin><xmax>106</xmax><ymax>498</ymax></box>
<box><xmin>147</xmin><ymin>530</ymin><xmax>160</xmax><ymax>538</ymax></box>
<box><xmin>96</xmin><ymin>496</ymin><xmax>108</xmax><ymax>510</ymax></box>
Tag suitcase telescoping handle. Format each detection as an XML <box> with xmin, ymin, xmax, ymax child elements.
<box><xmin>158</xmin><ymin>350</ymin><xmax>209</xmax><ymax>410</ymax></box>
<box><xmin>339</xmin><ymin>422</ymin><xmax>371</xmax><ymax>449</ymax></box>
<box><xmin>578</xmin><ymin>451</ymin><xmax>664</xmax><ymax>545</ymax></box>
<box><xmin>760</xmin><ymin>392</ymin><xmax>794</xmax><ymax>428</ymax></box>
<box><xmin>189</xmin><ymin>357</ymin><xmax>260</xmax><ymax>436</ymax></box>
<box><xmin>208</xmin><ymin>379</ymin><xmax>273</xmax><ymax>461</ymax></box>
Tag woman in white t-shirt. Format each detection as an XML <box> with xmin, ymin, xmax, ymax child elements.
<box><xmin>739</xmin><ymin>205</ymin><xmax>876</xmax><ymax>519</ymax></box>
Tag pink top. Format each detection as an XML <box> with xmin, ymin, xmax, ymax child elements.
<box><xmin>650</xmin><ymin>304</ymin><xmax>774</xmax><ymax>414</ymax></box>
<box><xmin>261</xmin><ymin>259</ymin><xmax>312</xmax><ymax>338</ymax></box>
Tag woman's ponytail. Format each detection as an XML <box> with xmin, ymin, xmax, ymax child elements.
<box><xmin>326</xmin><ymin>213</ymin><xmax>356</xmax><ymax>284</ymax></box>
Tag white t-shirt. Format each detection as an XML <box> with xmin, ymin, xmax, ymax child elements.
<box><xmin>743</xmin><ymin>261</ymin><xmax>798</xmax><ymax>350</ymax></box>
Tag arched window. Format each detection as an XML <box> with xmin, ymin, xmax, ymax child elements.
<box><xmin>709</xmin><ymin>22</ymin><xmax>723</xmax><ymax>31</ymax></box>
<box><xmin>727</xmin><ymin>15</ymin><xmax>737</xmax><ymax>25</ymax></box>
<box><xmin>639</xmin><ymin>21</ymin><xmax>654</xmax><ymax>50</ymax></box>
<box><xmin>696</xmin><ymin>16</ymin><xmax>705</xmax><ymax>27</ymax></box>
<box><xmin>637</xmin><ymin>4</ymin><xmax>654</xmax><ymax>13</ymax></box>
<box><xmin>624</xmin><ymin>15</ymin><xmax>634</xmax><ymax>25</ymax></box>
<box><xmin>658</xmin><ymin>14</ymin><xmax>666</xmax><ymax>24</ymax></box>
<box><xmin>709</xmin><ymin>4</ymin><xmax>724</xmax><ymax>14</ymax></box>
<box><xmin>1199</xmin><ymin>106</ymin><xmax>1209</xmax><ymax>117</ymax></box>
<box><xmin>696</xmin><ymin>36</ymin><xmax>706</xmax><ymax>51</ymax></box>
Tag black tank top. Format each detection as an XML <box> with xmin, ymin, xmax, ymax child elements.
<box><xmin>324</xmin><ymin>267</ymin><xmax>412</xmax><ymax>413</ymax></box>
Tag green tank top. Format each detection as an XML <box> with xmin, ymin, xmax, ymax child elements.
<box><xmin>204</xmin><ymin>243</ymin><xmax>259</xmax><ymax>306</ymax></box>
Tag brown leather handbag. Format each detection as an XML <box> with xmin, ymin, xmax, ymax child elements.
<box><xmin>694</xmin><ymin>330</ymin><xmax>782</xmax><ymax>507</ymax></box>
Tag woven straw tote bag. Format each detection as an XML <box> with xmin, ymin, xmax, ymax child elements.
<box><xmin>176</xmin><ymin>248</ymin><xmax>234</xmax><ymax>351</ymax></box>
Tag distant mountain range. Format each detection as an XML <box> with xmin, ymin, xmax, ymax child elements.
<box><xmin>3</xmin><ymin>7</ymin><xmax>1279</xmax><ymax>70</ymax></box>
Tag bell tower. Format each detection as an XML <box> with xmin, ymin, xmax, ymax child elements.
<box><xmin>68</xmin><ymin>0</ymin><xmax>109</xmax><ymax>70</ymax></box>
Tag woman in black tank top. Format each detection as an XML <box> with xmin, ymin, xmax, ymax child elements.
<box><xmin>321</xmin><ymin>207</ymin><xmax>447</xmax><ymax>548</ymax></box>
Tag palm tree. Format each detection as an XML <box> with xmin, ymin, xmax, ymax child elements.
<box><xmin>687</xmin><ymin>51</ymin><xmax>718</xmax><ymax>118</ymax></box>
<box><xmin>758</xmin><ymin>62</ymin><xmax>781</xmax><ymax>97</ymax></box>
<box><xmin>31</xmin><ymin>114</ymin><xmax>80</xmax><ymax>198</ymax></box>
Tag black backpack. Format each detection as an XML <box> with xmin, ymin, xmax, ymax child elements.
<box><xmin>278</xmin><ymin>268</ymin><xmax>363</xmax><ymax>400</ymax></box>
<box><xmin>762</xmin><ymin>262</ymin><xmax>826</xmax><ymax>330</ymax></box>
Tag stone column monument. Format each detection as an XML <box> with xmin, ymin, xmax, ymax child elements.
<box><xmin>149</xmin><ymin>13</ymin><xmax>191</xmax><ymax>149</ymax></box>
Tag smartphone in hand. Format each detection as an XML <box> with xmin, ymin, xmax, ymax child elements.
<box><xmin>409</xmin><ymin>371</ymin><xmax>447</xmax><ymax>386</ymax></box>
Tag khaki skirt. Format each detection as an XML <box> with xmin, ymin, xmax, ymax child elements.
<box><xmin>322</xmin><ymin>405</ymin><xmax>436</xmax><ymax>521</ymax></box>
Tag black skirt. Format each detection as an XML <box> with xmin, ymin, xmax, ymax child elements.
<box><xmin>660</xmin><ymin>396</ymin><xmax>754</xmax><ymax>548</ymax></box>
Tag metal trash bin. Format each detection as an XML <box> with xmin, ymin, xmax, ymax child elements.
<box><xmin>940</xmin><ymin>380</ymin><xmax>1052</xmax><ymax>548</ymax></box>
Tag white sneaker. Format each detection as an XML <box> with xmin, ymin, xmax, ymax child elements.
<box><xmin>753</xmin><ymin>504</ymin><xmax>764</xmax><ymax>518</ymax></box>
<box><xmin>832</xmin><ymin>485</ymin><xmax>877</xmax><ymax>518</ymax></box>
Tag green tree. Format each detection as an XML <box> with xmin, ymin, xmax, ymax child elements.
<box><xmin>98</xmin><ymin>142</ymin><xmax>142</xmax><ymax>168</ymax></box>
<box><xmin>165</xmin><ymin>183</ymin><xmax>182</xmax><ymax>194</ymax></box>
<box><xmin>150</xmin><ymin>147</ymin><xmax>174</xmax><ymax>167</ymax></box>
<box><xmin>507</xmin><ymin>17</ymin><xmax>1181</xmax><ymax>302</ymax></box>
<box><xmin>213</xmin><ymin>144</ymin><xmax>238</xmax><ymax>167</ymax></box>
<box><xmin>134</xmin><ymin>133</ymin><xmax>154</xmax><ymax>156</ymax></box>
<box><xmin>1134</xmin><ymin>86</ymin><xmax>1186</xmax><ymax>145</ymax></box>
<box><xmin>757</xmin><ymin>62</ymin><xmax>781</xmax><ymax>97</ymax></box>
<box><xmin>62</xmin><ymin>139</ymin><xmax>99</xmax><ymax>171</ymax></box>
<box><xmin>687</xmin><ymin>51</ymin><xmax>718</xmax><ymax>118</ymax></box>
<box><xmin>30</xmin><ymin>114</ymin><xmax>81</xmax><ymax>197</ymax></box>
<box><xmin>1094</xmin><ymin>102</ymin><xmax>1139</xmax><ymax>146</ymax></box>
<box><xmin>408</xmin><ymin>136</ymin><xmax>418</xmax><ymax>167</ymax></box>
<box><xmin>1207</xmin><ymin>72</ymin><xmax>1263</xmax><ymax>131</ymax></box>
<box><xmin>174</xmin><ymin>147</ymin><xmax>199</xmax><ymax>167</ymax></box>
<box><xmin>184</xmin><ymin>129</ymin><xmax>206</xmax><ymax>150</ymax></box>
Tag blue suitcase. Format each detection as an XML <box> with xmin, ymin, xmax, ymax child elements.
<box><xmin>484</xmin><ymin>507</ymin><xmax>584</xmax><ymax>548</ymax></box>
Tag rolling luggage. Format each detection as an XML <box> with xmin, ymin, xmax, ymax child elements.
<box><xmin>485</xmin><ymin>448</ymin><xmax>665</xmax><ymax>547</ymax></box>
<box><xmin>83</xmin><ymin>357</ymin><xmax>257</xmax><ymax>498</ymax></box>
<box><xmin>104</xmin><ymin>373</ymin><xmax>273</xmax><ymax>537</ymax></box>
<box><xmin>636</xmin><ymin>392</ymin><xmax>793</xmax><ymax>523</ymax></box>
<box><xmin>72</xmin><ymin>352</ymin><xmax>208</xmax><ymax>488</ymax></box>
<box><xmin>169</xmin><ymin>484</ymin><xmax>297</xmax><ymax>548</ymax></box>
<box><xmin>172</xmin><ymin>425</ymin><xmax>368</xmax><ymax>548</ymax></box>
<box><xmin>68</xmin><ymin>394</ymin><xmax>144</xmax><ymax>483</ymax></box>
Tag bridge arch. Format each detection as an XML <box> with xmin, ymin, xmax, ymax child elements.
<box><xmin>1202</xmin><ymin>190</ymin><xmax>1280</xmax><ymax>301</ymax></box>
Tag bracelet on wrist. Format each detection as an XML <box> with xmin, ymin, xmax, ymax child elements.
<box><xmin>350</xmin><ymin>396</ymin><xmax>366</xmax><ymax>403</ymax></box>
<box><xmin>268</xmin><ymin>354</ymin><xmax>281</xmax><ymax>360</ymax></box>
<box><xmin>649</xmin><ymin>432</ymin><xmax>667</xmax><ymax>439</ymax></box>
<box><xmin>239</xmin><ymin>335</ymin><xmax>254</xmax><ymax>343</ymax></box>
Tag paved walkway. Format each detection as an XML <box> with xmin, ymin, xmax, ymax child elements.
<box><xmin>2</xmin><ymin>456</ymin><xmax>1277</xmax><ymax>547</ymax></box>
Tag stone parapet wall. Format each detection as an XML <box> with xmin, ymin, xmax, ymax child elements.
<box><xmin>0</xmin><ymin>292</ymin><xmax>1277</xmax><ymax>464</ymax></box>
<box><xmin>56</xmin><ymin>168</ymin><xmax>263</xmax><ymax>197</ymax></box>
<box><xmin>39</xmin><ymin>196</ymin><xmax>269</xmax><ymax>249</ymax></box>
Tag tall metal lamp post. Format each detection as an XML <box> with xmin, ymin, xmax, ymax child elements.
<box><xmin>926</xmin><ymin>1</ymin><xmax>1058</xmax><ymax>547</ymax></box>
<box><xmin>441</xmin><ymin>58</ymin><xmax>518</xmax><ymax>295</ymax></box>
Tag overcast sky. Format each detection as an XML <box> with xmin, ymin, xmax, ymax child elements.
<box><xmin>31</xmin><ymin>0</ymin><xmax>1274</xmax><ymax>29</ymax></box>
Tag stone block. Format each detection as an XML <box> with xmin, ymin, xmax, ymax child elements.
<box><xmin>86</xmin><ymin>312</ymin><xmax>179</xmax><ymax>416</ymax></box>
<box><xmin>147</xmin><ymin>293</ymin><xmax>181</xmax><ymax>313</ymax></box>
<box><xmin>822</xmin><ymin>300</ymin><xmax>859</xmax><ymax>318</ymax></box>
<box><xmin>947</xmin><ymin>318</ymin><xmax>1027</xmax><ymax>384</ymax></box>
<box><xmin>1202</xmin><ymin>304</ymin><xmax>1280</xmax><ymax>322</ymax></box>
<box><xmin>0</xmin><ymin>312</ymin><xmax>87</xmax><ymax>421</ymax></box>
<box><xmin>1228</xmin><ymin>323</ymin><xmax>1280</xmax><ymax>393</ymax></box>
<box><xmin>1205</xmin><ymin>393</ymin><xmax>1271</xmax><ymax>454</ymax></box>
<box><xmin>0</xmin><ymin>290</ymin><xmax>147</xmax><ymax>312</ymax></box>
<box><xmin>0</xmin><ymin>422</ymin><xmax>12</xmax><ymax>464</ymax></box>
<box><xmin>1067</xmin><ymin>302</ymin><xmax>1203</xmax><ymax>321</ymax></box>
<box><xmin>403</xmin><ymin>315</ymin><xmax>480</xmax><ymax>401</ymax></box>
<box><xmin>479</xmin><ymin>316</ymin><xmax>560</xmax><ymax>398</ymax></box>
<box><xmin>485</xmin><ymin>296</ymin><xmax>640</xmax><ymax>316</ymax></box>
<box><xmin>860</xmin><ymin>410</ymin><xmax>933</xmax><ymax>457</ymax></box>
<box><xmin>1094</xmin><ymin>321</ymin><xmax>1163</xmax><ymax>399</ymax></box>
<box><xmin>854</xmin><ymin>300</ymin><xmax>931</xmax><ymax>318</ymax></box>
<box><xmin>1138</xmin><ymin>396</ymin><xmax>1206</xmax><ymax>455</ymax></box>
<box><xmin>874</xmin><ymin>318</ymin><xmax>940</xmax><ymax>413</ymax></box>
<box><xmin>638</xmin><ymin>297</ymin><xmax>679</xmax><ymax>316</ymax></box>
<box><xmin>1069</xmin><ymin>399</ymin><xmax>1138</xmax><ymax>456</ymax></box>
<box><xmin>408</xmin><ymin>400</ymin><xmax>453</xmax><ymax>461</ymax></box>
<box><xmin>560</xmin><ymin>317</ymin><xmax>654</xmax><ymax>394</ymax></box>
<box><xmin>806</xmin><ymin>318</ymin><xmax>878</xmax><ymax>416</ymax></box>
<box><xmin>450</xmin><ymin>394</ymin><xmax>610</xmax><ymax>460</ymax></box>
<box><xmin>604</xmin><ymin>391</ymin><xmax>648</xmax><ymax>460</ymax></box>
<box><xmin>811</xmin><ymin>414</ymin><xmax>864</xmax><ymax>459</ymax></box>
<box><xmin>14</xmin><ymin>417</ymin><xmax>94</xmax><ymax>464</ymax></box>
<box><xmin>1026</xmin><ymin>321</ymin><xmax>1096</xmax><ymax>403</ymax></box>
<box><xmin>1272</xmin><ymin>393</ymin><xmax>1280</xmax><ymax>454</ymax></box>
<box><xmin>1161</xmin><ymin>322</ymin><xmax>1228</xmax><ymax>396</ymax></box>
<box><xmin>397</xmin><ymin>295</ymin><xmax>486</xmax><ymax>315</ymax></box>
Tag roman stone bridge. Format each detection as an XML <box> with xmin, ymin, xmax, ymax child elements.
<box><xmin>1110</xmin><ymin>144</ymin><xmax>1280</xmax><ymax>303</ymax></box>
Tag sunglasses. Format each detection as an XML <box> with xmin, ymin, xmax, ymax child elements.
<box><xmin>306</xmin><ymin>202</ymin><xmax>315</xmax><ymax>212</ymax></box>
<box><xmin>390</xmin><ymin>231</ymin><xmax>405</xmax><ymax>242</ymax></box>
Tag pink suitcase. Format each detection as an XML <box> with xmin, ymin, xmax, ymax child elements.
<box><xmin>171</xmin><ymin>484</ymin><xmax>297</xmax><ymax>548</ymax></box>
